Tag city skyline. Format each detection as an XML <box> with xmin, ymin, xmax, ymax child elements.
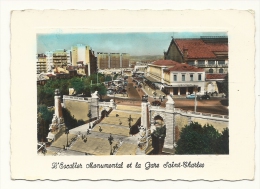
<box><xmin>37</xmin><ymin>32</ymin><xmax>227</xmax><ymax>56</ymax></box>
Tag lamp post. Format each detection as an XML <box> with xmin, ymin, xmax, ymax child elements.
<box><xmin>194</xmin><ymin>85</ymin><xmax>198</xmax><ymax>112</ymax></box>
<box><xmin>108</xmin><ymin>133</ymin><xmax>114</xmax><ymax>155</ymax></box>
<box><xmin>96</xmin><ymin>68</ymin><xmax>99</xmax><ymax>85</ymax></box>
<box><xmin>65</xmin><ymin>127</ymin><xmax>69</xmax><ymax>148</ymax></box>
<box><xmin>128</xmin><ymin>115</ymin><xmax>133</xmax><ymax>128</ymax></box>
<box><xmin>87</xmin><ymin>109</ymin><xmax>92</xmax><ymax>129</ymax></box>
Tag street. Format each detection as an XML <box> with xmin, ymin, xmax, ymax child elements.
<box><xmin>104</xmin><ymin>77</ymin><xmax>229</xmax><ymax>115</ymax></box>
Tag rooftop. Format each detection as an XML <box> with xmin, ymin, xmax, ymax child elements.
<box><xmin>152</xmin><ymin>60</ymin><xmax>180</xmax><ymax>66</ymax></box>
<box><xmin>166</xmin><ymin>63</ymin><xmax>204</xmax><ymax>72</ymax></box>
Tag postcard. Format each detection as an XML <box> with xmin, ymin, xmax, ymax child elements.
<box><xmin>11</xmin><ymin>10</ymin><xmax>255</xmax><ymax>180</ymax></box>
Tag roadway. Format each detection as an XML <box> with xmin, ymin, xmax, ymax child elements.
<box><xmin>104</xmin><ymin>77</ymin><xmax>229</xmax><ymax>115</ymax></box>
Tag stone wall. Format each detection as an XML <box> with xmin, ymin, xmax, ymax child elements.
<box><xmin>175</xmin><ymin>113</ymin><xmax>190</xmax><ymax>138</ymax></box>
<box><xmin>63</xmin><ymin>100</ymin><xmax>89</xmax><ymax>121</ymax></box>
<box><xmin>192</xmin><ymin>117</ymin><xmax>228</xmax><ymax>133</ymax></box>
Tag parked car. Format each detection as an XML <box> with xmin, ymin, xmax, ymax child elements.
<box><xmin>200</xmin><ymin>95</ymin><xmax>210</xmax><ymax>100</ymax></box>
<box><xmin>186</xmin><ymin>94</ymin><xmax>196</xmax><ymax>99</ymax></box>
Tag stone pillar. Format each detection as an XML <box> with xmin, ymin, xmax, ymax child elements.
<box><xmin>54</xmin><ymin>89</ymin><xmax>62</xmax><ymax>119</ymax></box>
<box><xmin>91</xmin><ymin>91</ymin><xmax>99</xmax><ymax>119</ymax></box>
<box><xmin>141</xmin><ymin>96</ymin><xmax>149</xmax><ymax>131</ymax></box>
<box><xmin>163</xmin><ymin>95</ymin><xmax>175</xmax><ymax>152</ymax></box>
<box><xmin>140</xmin><ymin>95</ymin><xmax>149</xmax><ymax>152</ymax></box>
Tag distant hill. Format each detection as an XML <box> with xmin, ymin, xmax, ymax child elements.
<box><xmin>130</xmin><ymin>55</ymin><xmax>164</xmax><ymax>63</ymax></box>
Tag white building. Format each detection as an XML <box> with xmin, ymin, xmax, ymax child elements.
<box><xmin>145</xmin><ymin>60</ymin><xmax>205</xmax><ymax>95</ymax></box>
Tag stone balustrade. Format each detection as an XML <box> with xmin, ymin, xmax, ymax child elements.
<box><xmin>174</xmin><ymin>108</ymin><xmax>228</xmax><ymax>120</ymax></box>
<box><xmin>63</xmin><ymin>95</ymin><xmax>88</xmax><ymax>101</ymax></box>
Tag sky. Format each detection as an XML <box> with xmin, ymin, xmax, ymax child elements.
<box><xmin>37</xmin><ymin>32</ymin><xmax>227</xmax><ymax>56</ymax></box>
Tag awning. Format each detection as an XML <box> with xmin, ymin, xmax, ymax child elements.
<box><xmin>163</xmin><ymin>83</ymin><xmax>199</xmax><ymax>88</ymax></box>
<box><xmin>144</xmin><ymin>76</ymin><xmax>161</xmax><ymax>83</ymax></box>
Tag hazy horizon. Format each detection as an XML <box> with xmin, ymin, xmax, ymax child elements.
<box><xmin>37</xmin><ymin>32</ymin><xmax>227</xmax><ymax>56</ymax></box>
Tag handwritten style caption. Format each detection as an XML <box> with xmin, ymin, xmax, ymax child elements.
<box><xmin>51</xmin><ymin>161</ymin><xmax>204</xmax><ymax>170</ymax></box>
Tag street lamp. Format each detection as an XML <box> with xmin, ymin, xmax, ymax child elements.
<box><xmin>96</xmin><ymin>68</ymin><xmax>99</xmax><ymax>85</ymax></box>
<box><xmin>65</xmin><ymin>127</ymin><xmax>69</xmax><ymax>148</ymax></box>
<box><xmin>87</xmin><ymin>109</ymin><xmax>92</xmax><ymax>129</ymax></box>
<box><xmin>128</xmin><ymin>115</ymin><xmax>133</xmax><ymax>128</ymax></box>
<box><xmin>194</xmin><ymin>85</ymin><xmax>198</xmax><ymax>112</ymax></box>
<box><xmin>108</xmin><ymin>133</ymin><xmax>114</xmax><ymax>155</ymax></box>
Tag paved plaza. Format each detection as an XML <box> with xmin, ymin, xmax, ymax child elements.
<box><xmin>45</xmin><ymin>105</ymin><xmax>141</xmax><ymax>156</ymax></box>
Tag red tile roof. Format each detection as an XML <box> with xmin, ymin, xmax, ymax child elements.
<box><xmin>206</xmin><ymin>74</ymin><xmax>227</xmax><ymax>80</ymax></box>
<box><xmin>174</xmin><ymin>39</ymin><xmax>228</xmax><ymax>59</ymax></box>
<box><xmin>153</xmin><ymin>60</ymin><xmax>180</xmax><ymax>66</ymax></box>
<box><xmin>166</xmin><ymin>63</ymin><xmax>204</xmax><ymax>72</ymax></box>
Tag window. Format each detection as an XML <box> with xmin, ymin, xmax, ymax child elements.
<box><xmin>190</xmin><ymin>74</ymin><xmax>193</xmax><ymax>81</ymax></box>
<box><xmin>208</xmin><ymin>60</ymin><xmax>215</xmax><ymax>65</ymax></box>
<box><xmin>188</xmin><ymin>61</ymin><xmax>194</xmax><ymax>66</ymax></box>
<box><xmin>209</xmin><ymin>68</ymin><xmax>213</xmax><ymax>73</ymax></box>
<box><xmin>219</xmin><ymin>68</ymin><xmax>224</xmax><ymax>73</ymax></box>
<box><xmin>198</xmin><ymin>74</ymin><xmax>202</xmax><ymax>81</ymax></box>
<box><xmin>182</xmin><ymin>75</ymin><xmax>185</xmax><ymax>81</ymax></box>
<box><xmin>174</xmin><ymin>75</ymin><xmax>177</xmax><ymax>81</ymax></box>
<box><xmin>198</xmin><ymin>60</ymin><xmax>205</xmax><ymax>66</ymax></box>
<box><xmin>218</xmin><ymin>60</ymin><xmax>225</xmax><ymax>65</ymax></box>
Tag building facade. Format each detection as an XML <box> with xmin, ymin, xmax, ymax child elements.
<box><xmin>71</xmin><ymin>44</ymin><xmax>97</xmax><ymax>76</ymax></box>
<box><xmin>145</xmin><ymin>60</ymin><xmax>205</xmax><ymax>95</ymax></box>
<box><xmin>121</xmin><ymin>53</ymin><xmax>130</xmax><ymax>68</ymax></box>
<box><xmin>45</xmin><ymin>49</ymin><xmax>69</xmax><ymax>72</ymax></box>
<box><xmin>36</xmin><ymin>53</ymin><xmax>47</xmax><ymax>74</ymax></box>
<box><xmin>97</xmin><ymin>52</ymin><xmax>110</xmax><ymax>69</ymax></box>
<box><xmin>164</xmin><ymin>36</ymin><xmax>228</xmax><ymax>74</ymax></box>
<box><xmin>110</xmin><ymin>53</ymin><xmax>121</xmax><ymax>69</ymax></box>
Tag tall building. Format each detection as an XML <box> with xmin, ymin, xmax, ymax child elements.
<box><xmin>45</xmin><ymin>49</ymin><xmax>69</xmax><ymax>72</ymax></box>
<box><xmin>71</xmin><ymin>44</ymin><xmax>97</xmax><ymax>76</ymax></box>
<box><xmin>110</xmin><ymin>53</ymin><xmax>120</xmax><ymax>68</ymax></box>
<box><xmin>36</xmin><ymin>53</ymin><xmax>47</xmax><ymax>74</ymax></box>
<box><xmin>121</xmin><ymin>53</ymin><xmax>130</xmax><ymax>68</ymax></box>
<box><xmin>97</xmin><ymin>52</ymin><xmax>110</xmax><ymax>69</ymax></box>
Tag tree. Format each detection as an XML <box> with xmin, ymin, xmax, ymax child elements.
<box><xmin>37</xmin><ymin>105</ymin><xmax>54</xmax><ymax>142</ymax></box>
<box><xmin>175</xmin><ymin>122</ymin><xmax>226</xmax><ymax>154</ymax></box>
<box><xmin>69</xmin><ymin>77</ymin><xmax>86</xmax><ymax>95</ymax></box>
<box><xmin>151</xmin><ymin>125</ymin><xmax>166</xmax><ymax>154</ymax></box>
<box><xmin>216</xmin><ymin>128</ymin><xmax>229</xmax><ymax>154</ymax></box>
<box><xmin>62</xmin><ymin>108</ymin><xmax>78</xmax><ymax>130</ymax></box>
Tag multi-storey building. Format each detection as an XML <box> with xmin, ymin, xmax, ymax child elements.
<box><xmin>121</xmin><ymin>53</ymin><xmax>130</xmax><ymax>68</ymax></box>
<box><xmin>66</xmin><ymin>50</ymin><xmax>71</xmax><ymax>65</ymax></box>
<box><xmin>53</xmin><ymin>49</ymin><xmax>68</xmax><ymax>67</ymax></box>
<box><xmin>97</xmin><ymin>52</ymin><xmax>110</xmax><ymax>69</ymax></box>
<box><xmin>110</xmin><ymin>53</ymin><xmax>121</xmax><ymax>68</ymax></box>
<box><xmin>36</xmin><ymin>53</ymin><xmax>47</xmax><ymax>74</ymax></box>
<box><xmin>164</xmin><ymin>36</ymin><xmax>228</xmax><ymax>74</ymax></box>
<box><xmin>71</xmin><ymin>44</ymin><xmax>97</xmax><ymax>76</ymax></box>
<box><xmin>45</xmin><ymin>49</ymin><xmax>69</xmax><ymax>72</ymax></box>
<box><xmin>145</xmin><ymin>60</ymin><xmax>205</xmax><ymax>95</ymax></box>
